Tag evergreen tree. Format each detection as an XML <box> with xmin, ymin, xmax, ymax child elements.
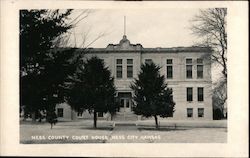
<box><xmin>20</xmin><ymin>9</ymin><xmax>74</xmax><ymax>121</ymax></box>
<box><xmin>68</xmin><ymin>57</ymin><xmax>117</xmax><ymax>128</ymax></box>
<box><xmin>131</xmin><ymin>63</ymin><xmax>175</xmax><ymax>129</ymax></box>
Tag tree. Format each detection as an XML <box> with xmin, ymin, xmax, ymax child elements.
<box><xmin>191</xmin><ymin>8</ymin><xmax>227</xmax><ymax>79</ymax></box>
<box><xmin>213</xmin><ymin>108</ymin><xmax>224</xmax><ymax>120</ymax></box>
<box><xmin>190</xmin><ymin>8</ymin><xmax>227</xmax><ymax>116</ymax></box>
<box><xmin>20</xmin><ymin>9</ymin><xmax>75</xmax><ymax>122</ymax></box>
<box><xmin>20</xmin><ymin>10</ymin><xmax>91</xmax><ymax>121</ymax></box>
<box><xmin>212</xmin><ymin>77</ymin><xmax>227</xmax><ymax>119</ymax></box>
<box><xmin>131</xmin><ymin>63</ymin><xmax>175</xmax><ymax>129</ymax></box>
<box><xmin>46</xmin><ymin>110</ymin><xmax>58</xmax><ymax>129</ymax></box>
<box><xmin>20</xmin><ymin>10</ymin><xmax>73</xmax><ymax>68</ymax></box>
<box><xmin>67</xmin><ymin>57</ymin><xmax>117</xmax><ymax>128</ymax></box>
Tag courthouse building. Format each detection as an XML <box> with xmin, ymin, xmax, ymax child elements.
<box><xmin>56</xmin><ymin>35</ymin><xmax>213</xmax><ymax>121</ymax></box>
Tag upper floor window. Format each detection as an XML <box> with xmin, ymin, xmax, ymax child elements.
<box><xmin>167</xmin><ymin>59</ymin><xmax>172</xmax><ymax>64</ymax></box>
<box><xmin>127</xmin><ymin>59</ymin><xmax>133</xmax><ymax>78</ymax></box>
<box><xmin>145</xmin><ymin>59</ymin><xmax>153</xmax><ymax>65</ymax></box>
<box><xmin>117</xmin><ymin>59</ymin><xmax>122</xmax><ymax>64</ymax></box>
<box><xmin>197</xmin><ymin>58</ymin><xmax>203</xmax><ymax>64</ymax></box>
<box><xmin>197</xmin><ymin>87</ymin><xmax>204</xmax><ymax>101</ymax></box>
<box><xmin>197</xmin><ymin>58</ymin><xmax>203</xmax><ymax>78</ymax></box>
<box><xmin>166</xmin><ymin>59</ymin><xmax>173</xmax><ymax>79</ymax></box>
<box><xmin>186</xmin><ymin>58</ymin><xmax>192</xmax><ymax>78</ymax></box>
<box><xmin>116</xmin><ymin>59</ymin><xmax>122</xmax><ymax>78</ymax></box>
<box><xmin>187</xmin><ymin>87</ymin><xmax>193</xmax><ymax>102</ymax></box>
<box><xmin>186</xmin><ymin>58</ymin><xmax>192</xmax><ymax>64</ymax></box>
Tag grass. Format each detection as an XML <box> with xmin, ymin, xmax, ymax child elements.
<box><xmin>20</xmin><ymin>119</ymin><xmax>227</xmax><ymax>143</ymax></box>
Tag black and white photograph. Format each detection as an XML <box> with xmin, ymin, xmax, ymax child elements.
<box><xmin>19</xmin><ymin>8</ymin><xmax>228</xmax><ymax>144</ymax></box>
<box><xmin>0</xmin><ymin>0</ymin><xmax>248</xmax><ymax>157</ymax></box>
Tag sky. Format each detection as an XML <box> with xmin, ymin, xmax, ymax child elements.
<box><xmin>67</xmin><ymin>9</ymin><xmax>202</xmax><ymax>48</ymax></box>
<box><xmin>66</xmin><ymin>9</ymin><xmax>223</xmax><ymax>81</ymax></box>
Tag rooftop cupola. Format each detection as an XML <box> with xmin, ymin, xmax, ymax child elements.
<box><xmin>106</xmin><ymin>16</ymin><xmax>143</xmax><ymax>51</ymax></box>
<box><xmin>119</xmin><ymin>35</ymin><xmax>130</xmax><ymax>45</ymax></box>
<box><xmin>118</xmin><ymin>16</ymin><xmax>131</xmax><ymax>48</ymax></box>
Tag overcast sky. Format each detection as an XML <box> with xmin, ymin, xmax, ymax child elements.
<box><xmin>68</xmin><ymin>9</ymin><xmax>201</xmax><ymax>48</ymax></box>
<box><xmin>66</xmin><ymin>8</ymin><xmax>222</xmax><ymax>80</ymax></box>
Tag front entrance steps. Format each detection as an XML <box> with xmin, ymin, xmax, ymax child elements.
<box><xmin>114</xmin><ymin>122</ymin><xmax>137</xmax><ymax>127</ymax></box>
<box><xmin>113</xmin><ymin>112</ymin><xmax>138</xmax><ymax>121</ymax></box>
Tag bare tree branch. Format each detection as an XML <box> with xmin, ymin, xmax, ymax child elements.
<box><xmin>190</xmin><ymin>8</ymin><xmax>227</xmax><ymax>117</ymax></box>
<box><xmin>190</xmin><ymin>8</ymin><xmax>227</xmax><ymax>79</ymax></box>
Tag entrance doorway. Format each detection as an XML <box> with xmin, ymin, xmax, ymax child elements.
<box><xmin>115</xmin><ymin>92</ymin><xmax>137</xmax><ymax>121</ymax></box>
<box><xmin>120</xmin><ymin>98</ymin><xmax>131</xmax><ymax>113</ymax></box>
<box><xmin>117</xmin><ymin>92</ymin><xmax>132</xmax><ymax>113</ymax></box>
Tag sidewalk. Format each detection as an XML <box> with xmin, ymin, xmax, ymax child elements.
<box><xmin>136</xmin><ymin>120</ymin><xmax>227</xmax><ymax>128</ymax></box>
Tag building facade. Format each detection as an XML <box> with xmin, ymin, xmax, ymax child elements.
<box><xmin>56</xmin><ymin>35</ymin><xmax>213</xmax><ymax>121</ymax></box>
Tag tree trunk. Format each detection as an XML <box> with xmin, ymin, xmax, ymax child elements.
<box><xmin>93</xmin><ymin>111</ymin><xmax>97</xmax><ymax>128</ymax></box>
<box><xmin>31</xmin><ymin>112</ymin><xmax>36</xmax><ymax>122</ymax></box>
<box><xmin>51</xmin><ymin>123</ymin><xmax>53</xmax><ymax>129</ymax></box>
<box><xmin>111</xmin><ymin>113</ymin><xmax>113</xmax><ymax>121</ymax></box>
<box><xmin>23</xmin><ymin>112</ymin><xmax>27</xmax><ymax>121</ymax></box>
<box><xmin>154</xmin><ymin>115</ymin><xmax>159</xmax><ymax>129</ymax></box>
<box><xmin>71</xmin><ymin>107</ymin><xmax>74</xmax><ymax>120</ymax></box>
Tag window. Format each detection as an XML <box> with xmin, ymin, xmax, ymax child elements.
<box><xmin>169</xmin><ymin>88</ymin><xmax>174</xmax><ymax>101</ymax></box>
<box><xmin>198</xmin><ymin>108</ymin><xmax>204</xmax><ymax>117</ymax></box>
<box><xmin>197</xmin><ymin>58</ymin><xmax>203</xmax><ymax>78</ymax></box>
<box><xmin>77</xmin><ymin>111</ymin><xmax>83</xmax><ymax>117</ymax></box>
<box><xmin>186</xmin><ymin>65</ymin><xmax>192</xmax><ymax>78</ymax></box>
<box><xmin>167</xmin><ymin>66</ymin><xmax>173</xmax><ymax>79</ymax></box>
<box><xmin>116</xmin><ymin>59</ymin><xmax>122</xmax><ymax>78</ymax></box>
<box><xmin>186</xmin><ymin>59</ymin><xmax>192</xmax><ymax>78</ymax></box>
<box><xmin>57</xmin><ymin>108</ymin><xmax>63</xmax><ymax>117</ymax></box>
<box><xmin>187</xmin><ymin>87</ymin><xmax>193</xmax><ymax>102</ymax></box>
<box><xmin>198</xmin><ymin>87</ymin><xmax>204</xmax><ymax>101</ymax></box>
<box><xmin>168</xmin><ymin>88</ymin><xmax>174</xmax><ymax>117</ymax></box>
<box><xmin>166</xmin><ymin>59</ymin><xmax>173</xmax><ymax>79</ymax></box>
<box><xmin>127</xmin><ymin>59</ymin><xmax>133</xmax><ymax>64</ymax></box>
<box><xmin>186</xmin><ymin>59</ymin><xmax>192</xmax><ymax>64</ymax></box>
<box><xmin>98</xmin><ymin>112</ymin><xmax>103</xmax><ymax>117</ymax></box>
<box><xmin>187</xmin><ymin>108</ymin><xmax>193</xmax><ymax>117</ymax></box>
<box><xmin>167</xmin><ymin>59</ymin><xmax>172</xmax><ymax>64</ymax></box>
<box><xmin>117</xmin><ymin>59</ymin><xmax>122</xmax><ymax>64</ymax></box>
<box><xmin>127</xmin><ymin>66</ymin><xmax>133</xmax><ymax>78</ymax></box>
<box><xmin>197</xmin><ymin>58</ymin><xmax>203</xmax><ymax>64</ymax></box>
<box><xmin>145</xmin><ymin>59</ymin><xmax>153</xmax><ymax>65</ymax></box>
<box><xmin>116</xmin><ymin>66</ymin><xmax>122</xmax><ymax>78</ymax></box>
<box><xmin>127</xmin><ymin>59</ymin><xmax>133</xmax><ymax>78</ymax></box>
<box><xmin>197</xmin><ymin>65</ymin><xmax>203</xmax><ymax>78</ymax></box>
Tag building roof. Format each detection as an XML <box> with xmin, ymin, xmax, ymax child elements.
<box><xmin>55</xmin><ymin>35</ymin><xmax>212</xmax><ymax>53</ymax></box>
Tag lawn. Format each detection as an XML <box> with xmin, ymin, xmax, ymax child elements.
<box><xmin>20</xmin><ymin>119</ymin><xmax>227</xmax><ymax>144</ymax></box>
